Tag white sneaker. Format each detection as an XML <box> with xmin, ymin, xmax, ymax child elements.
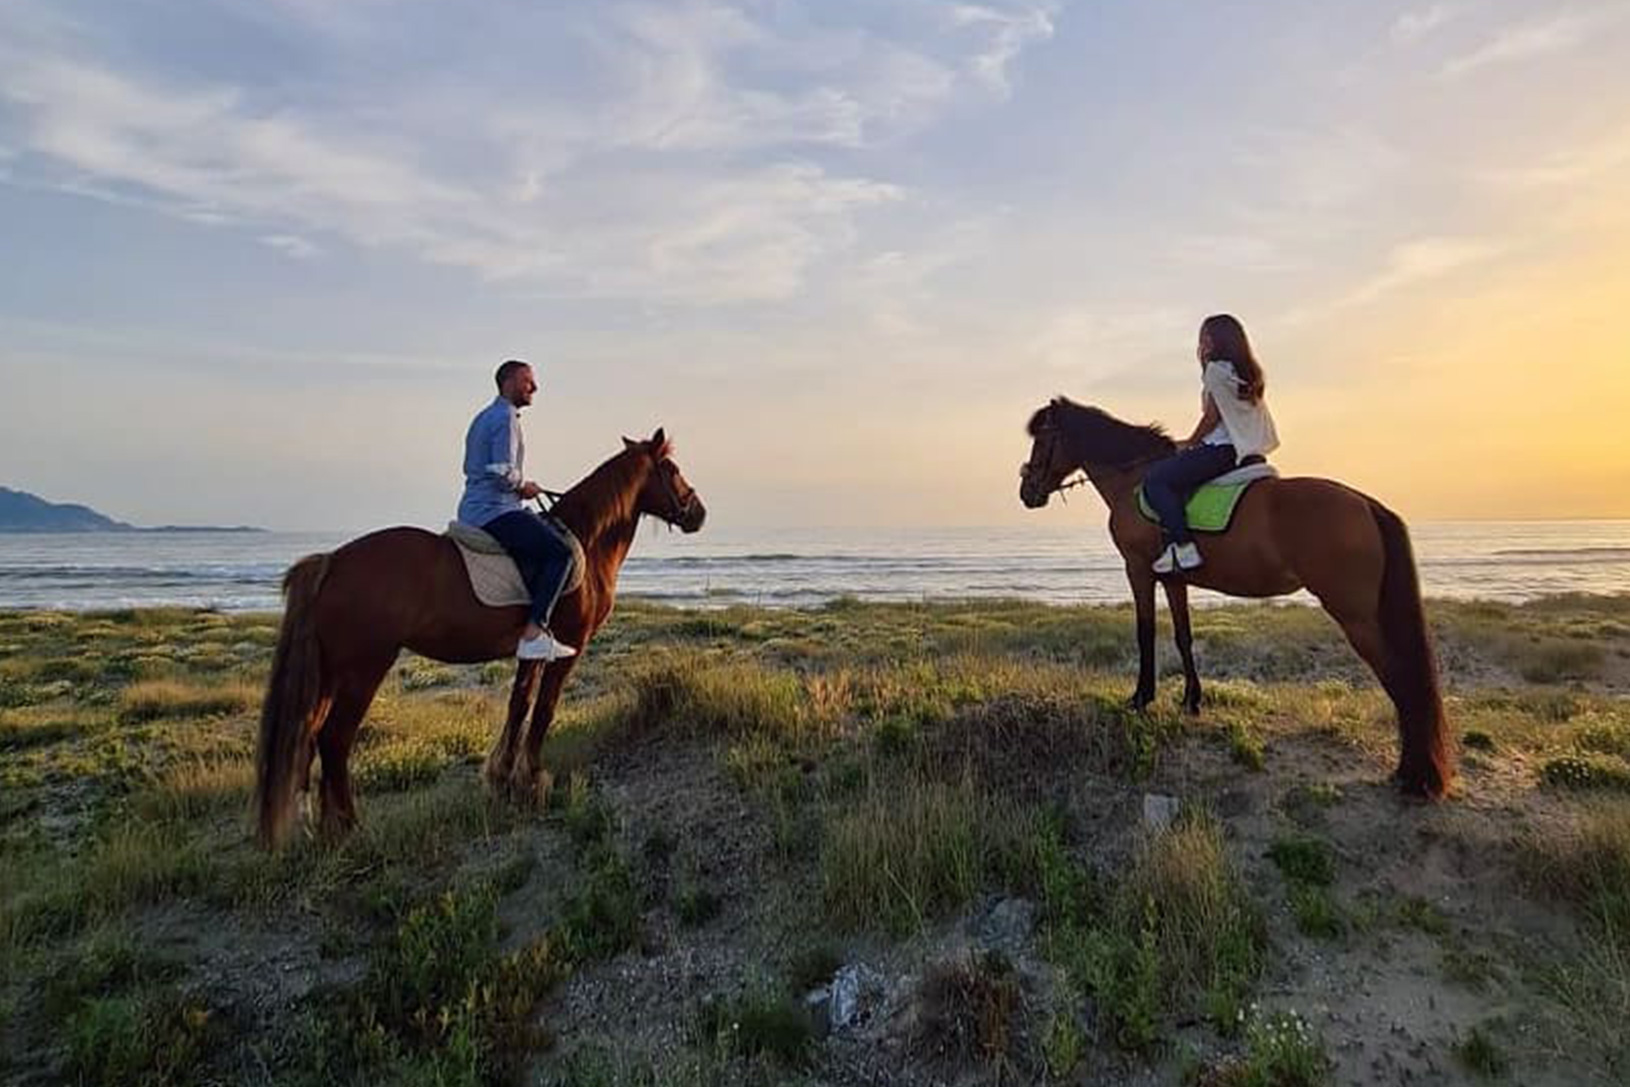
<box><xmin>1152</xmin><ymin>543</ymin><xmax>1178</xmax><ymax>574</ymax></box>
<box><xmin>1174</xmin><ymin>542</ymin><xmax>1203</xmax><ymax>571</ymax></box>
<box><xmin>516</xmin><ymin>629</ymin><xmax>577</xmax><ymax>661</ymax></box>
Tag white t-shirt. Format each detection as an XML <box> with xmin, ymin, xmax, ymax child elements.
<box><xmin>1200</xmin><ymin>360</ymin><xmax>1279</xmax><ymax>457</ymax></box>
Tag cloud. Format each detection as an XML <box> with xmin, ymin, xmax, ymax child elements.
<box><xmin>951</xmin><ymin>3</ymin><xmax>1057</xmax><ymax>96</ymax></box>
<box><xmin>1483</xmin><ymin>123</ymin><xmax>1630</xmax><ymax>189</ymax></box>
<box><xmin>260</xmin><ymin>233</ymin><xmax>320</xmax><ymax>259</ymax></box>
<box><xmin>1391</xmin><ymin>4</ymin><xmax>1460</xmax><ymax>45</ymax></box>
<box><xmin>0</xmin><ymin>0</ymin><xmax>1055</xmax><ymax>305</ymax></box>
<box><xmin>1440</xmin><ymin>12</ymin><xmax>1601</xmax><ymax>78</ymax></box>
<box><xmin>1337</xmin><ymin>236</ymin><xmax>1504</xmax><ymax>308</ymax></box>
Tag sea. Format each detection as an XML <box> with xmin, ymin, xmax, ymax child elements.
<box><xmin>1</xmin><ymin>521</ymin><xmax>1627</xmax><ymax>613</ymax></box>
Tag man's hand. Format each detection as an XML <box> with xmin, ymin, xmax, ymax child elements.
<box><xmin>518</xmin><ymin>481</ymin><xmax>544</xmax><ymax>500</ymax></box>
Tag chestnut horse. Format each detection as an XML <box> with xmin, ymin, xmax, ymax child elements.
<box><xmin>1019</xmin><ymin>398</ymin><xmax>1450</xmax><ymax>799</ymax></box>
<box><xmin>254</xmin><ymin>429</ymin><xmax>706</xmax><ymax>847</ymax></box>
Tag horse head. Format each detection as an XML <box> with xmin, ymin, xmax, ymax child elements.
<box><xmin>1020</xmin><ymin>398</ymin><xmax>1078</xmax><ymax>508</ymax></box>
<box><xmin>624</xmin><ymin>428</ymin><xmax>706</xmax><ymax>533</ymax></box>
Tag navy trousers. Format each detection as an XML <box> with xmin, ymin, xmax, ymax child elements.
<box><xmin>481</xmin><ymin>510</ymin><xmax>575</xmax><ymax>627</ymax></box>
<box><xmin>1143</xmin><ymin>443</ymin><xmax>1238</xmax><ymax>545</ymax></box>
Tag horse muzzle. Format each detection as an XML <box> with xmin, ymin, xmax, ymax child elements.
<box><xmin>1018</xmin><ymin>471</ymin><xmax>1050</xmax><ymax>510</ymax></box>
<box><xmin>678</xmin><ymin>497</ymin><xmax>707</xmax><ymax>533</ymax></box>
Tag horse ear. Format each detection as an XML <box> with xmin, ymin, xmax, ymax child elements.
<box><xmin>622</xmin><ymin>436</ymin><xmax>637</xmax><ymax>450</ymax></box>
<box><xmin>650</xmin><ymin>427</ymin><xmax>666</xmax><ymax>448</ymax></box>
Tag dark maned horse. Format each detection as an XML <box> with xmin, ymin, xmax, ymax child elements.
<box><xmin>253</xmin><ymin>429</ymin><xmax>706</xmax><ymax>847</ymax></box>
<box><xmin>1019</xmin><ymin>398</ymin><xmax>1451</xmax><ymax>799</ymax></box>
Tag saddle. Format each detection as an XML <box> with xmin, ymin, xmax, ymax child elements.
<box><xmin>1136</xmin><ymin>459</ymin><xmax>1279</xmax><ymax>534</ymax></box>
<box><xmin>444</xmin><ymin>518</ymin><xmax>586</xmax><ymax>608</ymax></box>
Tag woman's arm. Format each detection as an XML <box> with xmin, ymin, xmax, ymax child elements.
<box><xmin>1180</xmin><ymin>393</ymin><xmax>1221</xmax><ymax>447</ymax></box>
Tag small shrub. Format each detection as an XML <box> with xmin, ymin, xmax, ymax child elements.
<box><xmin>1394</xmin><ymin>896</ymin><xmax>1451</xmax><ymax>937</ymax></box>
<box><xmin>695</xmin><ymin>988</ymin><xmax>812</xmax><ymax>1065</ymax></box>
<box><xmin>1542</xmin><ymin>755</ymin><xmax>1630</xmax><ymax>793</ymax></box>
<box><xmin>356</xmin><ymin>742</ymin><xmax>446</xmax><ymax>792</ymax></box>
<box><xmin>673</xmin><ymin>857</ymin><xmax>722</xmax><ymax>928</ymax></box>
<box><xmin>912</xmin><ymin>952</ymin><xmax>1022</xmax><ymax>1065</ymax></box>
<box><xmin>1042</xmin><ymin>1003</ymin><xmax>1085</xmax><ymax>1079</ymax></box>
<box><xmin>873</xmin><ymin>714</ymin><xmax>920</xmax><ymax>756</ymax></box>
<box><xmin>1515</xmin><ymin>639</ymin><xmax>1605</xmax><ymax>683</ymax></box>
<box><xmin>118</xmin><ymin>680</ymin><xmax>255</xmax><ymax>722</ymax></box>
<box><xmin>1289</xmin><ymin>885</ymin><xmax>1344</xmax><ymax>940</ymax></box>
<box><xmin>65</xmin><ymin>989</ymin><xmax>217</xmax><ymax>1087</ymax></box>
<box><xmin>397</xmin><ymin>660</ymin><xmax>459</xmax><ymax>690</ymax></box>
<box><xmin>821</xmin><ymin>777</ymin><xmax>1029</xmax><ymax>935</ymax></box>
<box><xmin>620</xmin><ymin>658</ymin><xmax>812</xmax><ymax>741</ymax></box>
<box><xmin>295</xmin><ymin>883</ymin><xmax>566</xmax><ymax>1086</ymax></box>
<box><xmin>1234</xmin><ymin>1007</ymin><xmax>1330</xmax><ymax>1086</ymax></box>
<box><xmin>1268</xmin><ymin>835</ymin><xmax>1336</xmax><ymax>887</ymax></box>
<box><xmin>1226</xmin><ymin>721</ymin><xmax>1265</xmax><ymax>770</ymax></box>
<box><xmin>787</xmin><ymin>945</ymin><xmax>843</xmax><ymax>995</ymax></box>
<box><xmin>133</xmin><ymin>758</ymin><xmax>254</xmax><ymax>823</ymax></box>
<box><xmin>557</xmin><ymin>851</ymin><xmax>641</xmax><ymax>961</ymax></box>
<box><xmin>1070</xmin><ymin>815</ymin><xmax>1265</xmax><ymax>1050</ymax></box>
<box><xmin>1454</xmin><ymin>1024</ymin><xmax>1509</xmax><ymax>1079</ymax></box>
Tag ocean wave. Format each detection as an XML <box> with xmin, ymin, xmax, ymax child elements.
<box><xmin>1489</xmin><ymin>547</ymin><xmax>1630</xmax><ymax>560</ymax></box>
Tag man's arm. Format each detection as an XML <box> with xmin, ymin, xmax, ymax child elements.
<box><xmin>485</xmin><ymin>411</ymin><xmax>542</xmax><ymax>499</ymax></box>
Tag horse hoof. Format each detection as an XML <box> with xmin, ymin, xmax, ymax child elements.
<box><xmin>483</xmin><ymin>760</ymin><xmax>513</xmax><ymax>795</ymax></box>
<box><xmin>1127</xmin><ymin>694</ymin><xmax>1154</xmax><ymax>713</ymax></box>
<box><xmin>507</xmin><ymin>768</ymin><xmax>554</xmax><ymax>809</ymax></box>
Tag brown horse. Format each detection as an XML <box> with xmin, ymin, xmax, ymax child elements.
<box><xmin>253</xmin><ymin>429</ymin><xmax>706</xmax><ymax>847</ymax></box>
<box><xmin>1018</xmin><ymin>398</ymin><xmax>1451</xmax><ymax>799</ymax></box>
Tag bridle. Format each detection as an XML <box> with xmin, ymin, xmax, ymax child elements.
<box><xmin>1022</xmin><ymin>425</ymin><xmax>1092</xmax><ymax>501</ymax></box>
<box><xmin>650</xmin><ymin>457</ymin><xmax>698</xmax><ymax>525</ymax></box>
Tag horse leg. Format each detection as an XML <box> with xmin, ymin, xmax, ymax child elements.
<box><xmin>485</xmin><ymin>659</ymin><xmax>544</xmax><ymax>794</ymax></box>
<box><xmin>510</xmin><ymin>660</ymin><xmax>578</xmax><ymax>803</ymax></box>
<box><xmin>1163</xmin><ymin>578</ymin><xmax>1201</xmax><ymax>714</ymax></box>
<box><xmin>1316</xmin><ymin>594</ymin><xmax>1413</xmax><ymax>779</ymax></box>
<box><xmin>315</xmin><ymin>657</ymin><xmax>394</xmax><ymax>838</ymax></box>
<box><xmin>297</xmin><ymin>691</ymin><xmax>334</xmax><ymax>824</ymax></box>
<box><xmin>1127</xmin><ymin>568</ymin><xmax>1158</xmax><ymax>710</ymax></box>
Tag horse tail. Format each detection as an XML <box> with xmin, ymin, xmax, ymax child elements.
<box><xmin>1367</xmin><ymin>499</ymin><xmax>1452</xmax><ymax>799</ymax></box>
<box><xmin>254</xmin><ymin>553</ymin><xmax>332</xmax><ymax>848</ymax></box>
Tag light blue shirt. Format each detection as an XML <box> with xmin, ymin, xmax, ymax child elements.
<box><xmin>457</xmin><ymin>396</ymin><xmax>525</xmax><ymax>527</ymax></box>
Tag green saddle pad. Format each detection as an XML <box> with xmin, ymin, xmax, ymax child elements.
<box><xmin>1136</xmin><ymin>479</ymin><xmax>1256</xmax><ymax>533</ymax></box>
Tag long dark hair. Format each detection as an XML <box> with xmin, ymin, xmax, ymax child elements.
<box><xmin>1200</xmin><ymin>314</ymin><xmax>1265</xmax><ymax>403</ymax></box>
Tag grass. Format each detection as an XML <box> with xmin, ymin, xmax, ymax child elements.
<box><xmin>1267</xmin><ymin>834</ymin><xmax>1343</xmax><ymax>941</ymax></box>
<box><xmin>1519</xmin><ymin>807</ymin><xmax>1630</xmax><ymax>1074</ymax></box>
<box><xmin>2</xmin><ymin>596</ymin><xmax>1628</xmax><ymax>1084</ymax></box>
<box><xmin>66</xmin><ymin>987</ymin><xmax>219</xmax><ymax>1087</ymax></box>
<box><xmin>820</xmin><ymin>773</ymin><xmax>1033</xmax><ymax>936</ymax></box>
<box><xmin>1233</xmin><ymin>1008</ymin><xmax>1330</xmax><ymax>1086</ymax></box>
<box><xmin>695</xmin><ymin>985</ymin><xmax>814</xmax><ymax>1066</ymax></box>
<box><xmin>1454</xmin><ymin>1023</ymin><xmax>1510</xmax><ymax>1079</ymax></box>
<box><xmin>118</xmin><ymin>679</ymin><xmax>258</xmax><ymax>722</ymax></box>
<box><xmin>1033</xmin><ymin>813</ymin><xmax>1264</xmax><ymax>1051</ymax></box>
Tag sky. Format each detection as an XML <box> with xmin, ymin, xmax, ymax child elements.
<box><xmin>1</xmin><ymin>0</ymin><xmax>1628</xmax><ymax>532</ymax></box>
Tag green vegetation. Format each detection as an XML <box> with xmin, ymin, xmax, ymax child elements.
<box><xmin>1</xmin><ymin>595</ymin><xmax>1627</xmax><ymax>1084</ymax></box>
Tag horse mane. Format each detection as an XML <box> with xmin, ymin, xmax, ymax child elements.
<box><xmin>1034</xmin><ymin>396</ymin><xmax>1175</xmax><ymax>467</ymax></box>
<box><xmin>550</xmin><ymin>445</ymin><xmax>653</xmax><ymax>544</ymax></box>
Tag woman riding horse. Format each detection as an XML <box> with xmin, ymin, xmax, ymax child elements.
<box><xmin>1019</xmin><ymin>398</ymin><xmax>1450</xmax><ymax>799</ymax></box>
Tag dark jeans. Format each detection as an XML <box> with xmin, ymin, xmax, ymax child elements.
<box><xmin>1143</xmin><ymin>443</ymin><xmax>1238</xmax><ymax>545</ymax></box>
<box><xmin>482</xmin><ymin>510</ymin><xmax>575</xmax><ymax>627</ymax></box>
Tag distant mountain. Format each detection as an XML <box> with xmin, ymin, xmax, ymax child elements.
<box><xmin>0</xmin><ymin>487</ymin><xmax>263</xmax><ymax>533</ymax></box>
